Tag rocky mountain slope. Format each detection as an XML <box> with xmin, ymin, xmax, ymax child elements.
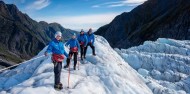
<box><xmin>95</xmin><ymin>0</ymin><xmax>190</xmax><ymax>49</ymax></box>
<box><xmin>0</xmin><ymin>1</ymin><xmax>77</xmax><ymax>66</ymax></box>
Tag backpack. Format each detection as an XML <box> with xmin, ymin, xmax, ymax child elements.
<box><xmin>52</xmin><ymin>54</ymin><xmax>64</xmax><ymax>62</ymax></box>
<box><xmin>70</xmin><ymin>47</ymin><xmax>78</xmax><ymax>52</ymax></box>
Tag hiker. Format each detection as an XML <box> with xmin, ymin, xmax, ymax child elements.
<box><xmin>77</xmin><ymin>29</ymin><xmax>88</xmax><ymax>60</ymax></box>
<box><xmin>64</xmin><ymin>33</ymin><xmax>80</xmax><ymax>70</ymax></box>
<box><xmin>44</xmin><ymin>31</ymin><xmax>69</xmax><ymax>90</ymax></box>
<box><xmin>84</xmin><ymin>28</ymin><xmax>96</xmax><ymax>57</ymax></box>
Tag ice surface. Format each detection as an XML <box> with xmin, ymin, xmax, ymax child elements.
<box><xmin>115</xmin><ymin>38</ymin><xmax>190</xmax><ymax>94</ymax></box>
<box><xmin>0</xmin><ymin>36</ymin><xmax>152</xmax><ymax>94</ymax></box>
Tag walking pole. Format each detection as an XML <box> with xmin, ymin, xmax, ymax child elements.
<box><xmin>67</xmin><ymin>55</ymin><xmax>71</xmax><ymax>88</ymax></box>
<box><xmin>67</xmin><ymin>61</ymin><xmax>70</xmax><ymax>88</ymax></box>
<box><xmin>78</xmin><ymin>61</ymin><xmax>79</xmax><ymax>70</ymax></box>
<box><xmin>77</xmin><ymin>54</ymin><xmax>80</xmax><ymax>70</ymax></box>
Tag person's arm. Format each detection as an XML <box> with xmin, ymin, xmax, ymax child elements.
<box><xmin>76</xmin><ymin>40</ymin><xmax>80</xmax><ymax>49</ymax></box>
<box><xmin>84</xmin><ymin>35</ymin><xmax>88</xmax><ymax>46</ymax></box>
<box><xmin>63</xmin><ymin>46</ymin><xmax>69</xmax><ymax>58</ymax></box>
<box><xmin>45</xmin><ymin>42</ymin><xmax>53</xmax><ymax>56</ymax></box>
<box><xmin>77</xmin><ymin>35</ymin><xmax>80</xmax><ymax>41</ymax></box>
<box><xmin>92</xmin><ymin>34</ymin><xmax>95</xmax><ymax>45</ymax></box>
<box><xmin>65</xmin><ymin>40</ymin><xmax>70</xmax><ymax>47</ymax></box>
<box><xmin>47</xmin><ymin>42</ymin><xmax>53</xmax><ymax>52</ymax></box>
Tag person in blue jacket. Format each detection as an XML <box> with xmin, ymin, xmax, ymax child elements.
<box><xmin>64</xmin><ymin>33</ymin><xmax>80</xmax><ymax>70</ymax></box>
<box><xmin>45</xmin><ymin>31</ymin><xmax>69</xmax><ymax>90</ymax></box>
<box><xmin>77</xmin><ymin>29</ymin><xmax>88</xmax><ymax>60</ymax></box>
<box><xmin>84</xmin><ymin>28</ymin><xmax>96</xmax><ymax>57</ymax></box>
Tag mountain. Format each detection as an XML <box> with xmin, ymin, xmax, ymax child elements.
<box><xmin>0</xmin><ymin>36</ymin><xmax>152</xmax><ymax>94</ymax></box>
<box><xmin>115</xmin><ymin>38</ymin><xmax>190</xmax><ymax>94</ymax></box>
<box><xmin>95</xmin><ymin>0</ymin><xmax>190</xmax><ymax>49</ymax></box>
<box><xmin>0</xmin><ymin>1</ymin><xmax>77</xmax><ymax>66</ymax></box>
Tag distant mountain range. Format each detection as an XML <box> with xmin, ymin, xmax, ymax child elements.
<box><xmin>0</xmin><ymin>1</ymin><xmax>77</xmax><ymax>66</ymax></box>
<box><xmin>95</xmin><ymin>0</ymin><xmax>190</xmax><ymax>49</ymax></box>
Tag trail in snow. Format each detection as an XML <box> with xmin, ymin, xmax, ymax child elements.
<box><xmin>115</xmin><ymin>38</ymin><xmax>190</xmax><ymax>94</ymax></box>
<box><xmin>0</xmin><ymin>36</ymin><xmax>152</xmax><ymax>94</ymax></box>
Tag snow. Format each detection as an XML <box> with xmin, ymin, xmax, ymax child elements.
<box><xmin>1</xmin><ymin>36</ymin><xmax>189</xmax><ymax>94</ymax></box>
<box><xmin>115</xmin><ymin>38</ymin><xmax>190</xmax><ymax>94</ymax></box>
<box><xmin>0</xmin><ymin>36</ymin><xmax>152</xmax><ymax>94</ymax></box>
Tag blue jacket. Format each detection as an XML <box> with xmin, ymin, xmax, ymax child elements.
<box><xmin>65</xmin><ymin>38</ymin><xmax>80</xmax><ymax>49</ymax></box>
<box><xmin>77</xmin><ymin>34</ymin><xmax>88</xmax><ymax>46</ymax></box>
<box><xmin>86</xmin><ymin>33</ymin><xmax>95</xmax><ymax>45</ymax></box>
<box><xmin>46</xmin><ymin>39</ymin><xmax>68</xmax><ymax>57</ymax></box>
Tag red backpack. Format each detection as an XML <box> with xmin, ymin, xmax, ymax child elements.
<box><xmin>70</xmin><ymin>47</ymin><xmax>78</xmax><ymax>52</ymax></box>
<box><xmin>80</xmin><ymin>42</ymin><xmax>85</xmax><ymax>45</ymax></box>
<box><xmin>52</xmin><ymin>54</ymin><xmax>64</xmax><ymax>62</ymax></box>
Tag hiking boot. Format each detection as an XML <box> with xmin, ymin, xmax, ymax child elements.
<box><xmin>64</xmin><ymin>65</ymin><xmax>69</xmax><ymax>68</ymax></box>
<box><xmin>59</xmin><ymin>83</ymin><xmax>63</xmax><ymax>87</ymax></box>
<box><xmin>54</xmin><ymin>84</ymin><xmax>63</xmax><ymax>90</ymax></box>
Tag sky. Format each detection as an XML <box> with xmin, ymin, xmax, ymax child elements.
<box><xmin>2</xmin><ymin>0</ymin><xmax>147</xmax><ymax>31</ymax></box>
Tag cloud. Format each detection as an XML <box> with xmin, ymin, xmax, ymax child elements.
<box><xmin>92</xmin><ymin>5</ymin><xmax>100</xmax><ymax>8</ymax></box>
<box><xmin>92</xmin><ymin>0</ymin><xmax>147</xmax><ymax>8</ymax></box>
<box><xmin>26</xmin><ymin>0</ymin><xmax>50</xmax><ymax>10</ymax></box>
<box><xmin>35</xmin><ymin>13</ymin><xmax>120</xmax><ymax>31</ymax></box>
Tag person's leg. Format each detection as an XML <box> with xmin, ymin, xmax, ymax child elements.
<box><xmin>54</xmin><ymin>62</ymin><xmax>63</xmax><ymax>89</ymax></box>
<box><xmin>53</xmin><ymin>61</ymin><xmax>57</xmax><ymax>85</ymax></box>
<box><xmin>90</xmin><ymin>44</ymin><xmax>96</xmax><ymax>55</ymax></box>
<box><xmin>57</xmin><ymin>62</ymin><xmax>62</xmax><ymax>84</ymax></box>
<box><xmin>80</xmin><ymin>45</ymin><xmax>84</xmax><ymax>60</ymax></box>
<box><xmin>54</xmin><ymin>61</ymin><xmax>61</xmax><ymax>85</ymax></box>
<box><xmin>64</xmin><ymin>52</ymin><xmax>73</xmax><ymax>68</ymax></box>
<box><xmin>84</xmin><ymin>44</ymin><xmax>89</xmax><ymax>58</ymax></box>
<box><xmin>73</xmin><ymin>52</ymin><xmax>78</xmax><ymax>70</ymax></box>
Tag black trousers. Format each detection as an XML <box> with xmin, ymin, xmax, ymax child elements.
<box><xmin>84</xmin><ymin>43</ymin><xmax>95</xmax><ymax>57</ymax></box>
<box><xmin>80</xmin><ymin>45</ymin><xmax>85</xmax><ymax>59</ymax></box>
<box><xmin>66</xmin><ymin>51</ymin><xmax>78</xmax><ymax>67</ymax></box>
<box><xmin>53</xmin><ymin>61</ymin><xmax>62</xmax><ymax>85</ymax></box>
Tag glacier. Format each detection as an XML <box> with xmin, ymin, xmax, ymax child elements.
<box><xmin>0</xmin><ymin>36</ymin><xmax>152</xmax><ymax>94</ymax></box>
<box><xmin>1</xmin><ymin>36</ymin><xmax>189</xmax><ymax>94</ymax></box>
<box><xmin>115</xmin><ymin>38</ymin><xmax>190</xmax><ymax>94</ymax></box>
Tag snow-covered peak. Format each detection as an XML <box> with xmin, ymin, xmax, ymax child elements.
<box><xmin>0</xmin><ymin>36</ymin><xmax>152</xmax><ymax>94</ymax></box>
